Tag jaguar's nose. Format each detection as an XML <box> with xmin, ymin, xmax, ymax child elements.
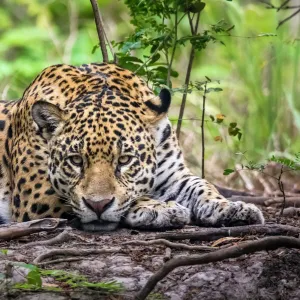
<box><xmin>83</xmin><ymin>197</ymin><xmax>114</xmax><ymax>216</ymax></box>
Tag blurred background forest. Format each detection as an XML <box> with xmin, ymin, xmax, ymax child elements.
<box><xmin>0</xmin><ymin>0</ymin><xmax>299</xmax><ymax>192</ymax></box>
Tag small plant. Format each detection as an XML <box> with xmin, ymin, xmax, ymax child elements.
<box><xmin>0</xmin><ymin>249</ymin><xmax>8</xmax><ymax>255</ymax></box>
<box><xmin>224</xmin><ymin>152</ymin><xmax>300</xmax><ymax>219</ymax></box>
<box><xmin>12</xmin><ymin>263</ymin><xmax>123</xmax><ymax>293</ymax></box>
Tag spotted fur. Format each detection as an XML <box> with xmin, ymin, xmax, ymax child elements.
<box><xmin>0</xmin><ymin>63</ymin><xmax>264</xmax><ymax>229</ymax></box>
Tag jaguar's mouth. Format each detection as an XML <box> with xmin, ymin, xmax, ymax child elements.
<box><xmin>80</xmin><ymin>220</ymin><xmax>119</xmax><ymax>232</ymax></box>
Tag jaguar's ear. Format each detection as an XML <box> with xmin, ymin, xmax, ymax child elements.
<box><xmin>144</xmin><ymin>88</ymin><xmax>171</xmax><ymax>123</ymax></box>
<box><xmin>32</xmin><ymin>101</ymin><xmax>65</xmax><ymax>140</ymax></box>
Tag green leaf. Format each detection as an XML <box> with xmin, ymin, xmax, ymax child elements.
<box><xmin>206</xmin><ymin>87</ymin><xmax>223</xmax><ymax>93</ymax></box>
<box><xmin>149</xmin><ymin>53</ymin><xmax>161</xmax><ymax>65</ymax></box>
<box><xmin>229</xmin><ymin>122</ymin><xmax>237</xmax><ymax>128</ymax></box>
<box><xmin>223</xmin><ymin>169</ymin><xmax>235</xmax><ymax>175</ymax></box>
<box><xmin>0</xmin><ymin>249</ymin><xmax>8</xmax><ymax>255</ymax></box>
<box><xmin>91</xmin><ymin>44</ymin><xmax>99</xmax><ymax>54</ymax></box>
<box><xmin>27</xmin><ymin>270</ymin><xmax>42</xmax><ymax>288</ymax></box>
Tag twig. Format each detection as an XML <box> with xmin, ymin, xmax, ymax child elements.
<box><xmin>277</xmin><ymin>0</ymin><xmax>290</xmax><ymax>11</ymax></box>
<box><xmin>90</xmin><ymin>0</ymin><xmax>109</xmax><ymax>62</ymax></box>
<box><xmin>0</xmin><ymin>218</ymin><xmax>67</xmax><ymax>241</ymax></box>
<box><xmin>215</xmin><ymin>185</ymin><xmax>253</xmax><ymax>198</ymax></box>
<box><xmin>176</xmin><ymin>12</ymin><xmax>200</xmax><ymax>139</ymax></box>
<box><xmin>281</xmin><ymin>207</ymin><xmax>300</xmax><ymax>217</ymax></box>
<box><xmin>201</xmin><ymin>82</ymin><xmax>207</xmax><ymax>179</ymax></box>
<box><xmin>34</xmin><ymin>247</ymin><xmax>121</xmax><ymax>264</ymax></box>
<box><xmin>230</xmin><ymin>195</ymin><xmax>269</xmax><ymax>206</ymax></box>
<box><xmin>38</xmin><ymin>257</ymin><xmax>90</xmax><ymax>266</ymax></box>
<box><xmin>278</xmin><ymin>165</ymin><xmax>286</xmax><ymax>219</ymax></box>
<box><xmin>21</xmin><ymin>229</ymin><xmax>72</xmax><ymax>248</ymax></box>
<box><xmin>258</xmin><ymin>0</ymin><xmax>275</xmax><ymax>9</ymax></box>
<box><xmin>136</xmin><ymin>236</ymin><xmax>300</xmax><ymax>300</ymax></box>
<box><xmin>122</xmin><ymin>239</ymin><xmax>214</xmax><ymax>252</ymax></box>
<box><xmin>155</xmin><ymin>224</ymin><xmax>300</xmax><ymax>241</ymax></box>
<box><xmin>265</xmin><ymin>197</ymin><xmax>300</xmax><ymax>208</ymax></box>
<box><xmin>134</xmin><ymin>14</ymin><xmax>186</xmax><ymax>76</ymax></box>
<box><xmin>167</xmin><ymin>8</ymin><xmax>178</xmax><ymax>87</ymax></box>
<box><xmin>277</xmin><ymin>8</ymin><xmax>300</xmax><ymax>28</ymax></box>
<box><xmin>103</xmin><ymin>29</ymin><xmax>116</xmax><ymax>63</ymax></box>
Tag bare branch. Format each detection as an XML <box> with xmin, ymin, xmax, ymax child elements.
<box><xmin>34</xmin><ymin>247</ymin><xmax>122</xmax><ymax>264</ymax></box>
<box><xmin>38</xmin><ymin>257</ymin><xmax>90</xmax><ymax>266</ymax></box>
<box><xmin>277</xmin><ymin>0</ymin><xmax>290</xmax><ymax>11</ymax></box>
<box><xmin>277</xmin><ymin>8</ymin><xmax>300</xmax><ymax>28</ymax></box>
<box><xmin>90</xmin><ymin>0</ymin><xmax>109</xmax><ymax>62</ymax></box>
<box><xmin>155</xmin><ymin>224</ymin><xmax>300</xmax><ymax>241</ymax></box>
<box><xmin>136</xmin><ymin>236</ymin><xmax>300</xmax><ymax>300</ymax></box>
<box><xmin>278</xmin><ymin>165</ymin><xmax>286</xmax><ymax>219</ymax></box>
<box><xmin>201</xmin><ymin>82</ymin><xmax>207</xmax><ymax>178</ymax></box>
<box><xmin>21</xmin><ymin>229</ymin><xmax>72</xmax><ymax>248</ymax></box>
<box><xmin>167</xmin><ymin>8</ymin><xmax>178</xmax><ymax>87</ymax></box>
<box><xmin>176</xmin><ymin>12</ymin><xmax>201</xmax><ymax>139</ymax></box>
<box><xmin>123</xmin><ymin>239</ymin><xmax>214</xmax><ymax>252</ymax></box>
<box><xmin>0</xmin><ymin>218</ymin><xmax>67</xmax><ymax>241</ymax></box>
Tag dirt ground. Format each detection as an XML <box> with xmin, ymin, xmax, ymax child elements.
<box><xmin>1</xmin><ymin>205</ymin><xmax>300</xmax><ymax>300</ymax></box>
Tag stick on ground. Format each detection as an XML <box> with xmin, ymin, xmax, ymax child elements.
<box><xmin>123</xmin><ymin>239</ymin><xmax>214</xmax><ymax>252</ymax></box>
<box><xmin>136</xmin><ymin>236</ymin><xmax>300</xmax><ymax>300</ymax></box>
<box><xmin>155</xmin><ymin>224</ymin><xmax>300</xmax><ymax>242</ymax></box>
<box><xmin>21</xmin><ymin>229</ymin><xmax>72</xmax><ymax>248</ymax></box>
<box><xmin>0</xmin><ymin>218</ymin><xmax>67</xmax><ymax>241</ymax></box>
<box><xmin>34</xmin><ymin>247</ymin><xmax>122</xmax><ymax>264</ymax></box>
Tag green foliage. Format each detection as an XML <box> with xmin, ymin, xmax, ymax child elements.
<box><xmin>223</xmin><ymin>168</ymin><xmax>234</xmax><ymax>175</ymax></box>
<box><xmin>112</xmin><ymin>0</ymin><xmax>229</xmax><ymax>89</ymax></box>
<box><xmin>0</xmin><ymin>249</ymin><xmax>8</xmax><ymax>255</ymax></box>
<box><xmin>12</xmin><ymin>263</ymin><xmax>123</xmax><ymax>293</ymax></box>
<box><xmin>223</xmin><ymin>153</ymin><xmax>300</xmax><ymax>176</ymax></box>
<box><xmin>269</xmin><ymin>154</ymin><xmax>300</xmax><ymax>171</ymax></box>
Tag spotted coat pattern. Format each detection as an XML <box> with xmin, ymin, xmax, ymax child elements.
<box><xmin>0</xmin><ymin>63</ymin><xmax>264</xmax><ymax>229</ymax></box>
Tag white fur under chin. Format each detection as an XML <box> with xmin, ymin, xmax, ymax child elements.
<box><xmin>0</xmin><ymin>198</ymin><xmax>11</xmax><ymax>224</ymax></box>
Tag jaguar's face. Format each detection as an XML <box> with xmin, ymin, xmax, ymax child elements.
<box><xmin>32</xmin><ymin>88</ymin><xmax>170</xmax><ymax>224</ymax></box>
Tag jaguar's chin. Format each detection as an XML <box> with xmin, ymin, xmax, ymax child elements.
<box><xmin>80</xmin><ymin>220</ymin><xmax>119</xmax><ymax>232</ymax></box>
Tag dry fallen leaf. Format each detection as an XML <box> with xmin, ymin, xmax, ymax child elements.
<box><xmin>211</xmin><ymin>236</ymin><xmax>242</xmax><ymax>247</ymax></box>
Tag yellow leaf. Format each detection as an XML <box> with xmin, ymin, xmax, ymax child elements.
<box><xmin>216</xmin><ymin>114</ymin><xmax>225</xmax><ymax>120</ymax></box>
<box><xmin>214</xmin><ymin>136</ymin><xmax>223</xmax><ymax>142</ymax></box>
<box><xmin>211</xmin><ymin>237</ymin><xmax>242</xmax><ymax>247</ymax></box>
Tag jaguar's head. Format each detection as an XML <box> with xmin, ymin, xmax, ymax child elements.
<box><xmin>32</xmin><ymin>88</ymin><xmax>171</xmax><ymax>225</ymax></box>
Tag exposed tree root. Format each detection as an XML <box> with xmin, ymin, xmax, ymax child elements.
<box><xmin>155</xmin><ymin>224</ymin><xmax>300</xmax><ymax>241</ymax></box>
<box><xmin>136</xmin><ymin>236</ymin><xmax>300</xmax><ymax>300</ymax></box>
<box><xmin>230</xmin><ymin>196</ymin><xmax>269</xmax><ymax>205</ymax></box>
<box><xmin>33</xmin><ymin>247</ymin><xmax>122</xmax><ymax>264</ymax></box>
<box><xmin>215</xmin><ymin>185</ymin><xmax>254</xmax><ymax>198</ymax></box>
<box><xmin>38</xmin><ymin>257</ymin><xmax>90</xmax><ymax>266</ymax></box>
<box><xmin>0</xmin><ymin>218</ymin><xmax>67</xmax><ymax>241</ymax></box>
<box><xmin>281</xmin><ymin>207</ymin><xmax>300</xmax><ymax>217</ymax></box>
<box><xmin>21</xmin><ymin>229</ymin><xmax>72</xmax><ymax>248</ymax></box>
<box><xmin>265</xmin><ymin>197</ymin><xmax>300</xmax><ymax>208</ymax></box>
<box><xmin>123</xmin><ymin>239</ymin><xmax>214</xmax><ymax>251</ymax></box>
<box><xmin>229</xmin><ymin>196</ymin><xmax>300</xmax><ymax>207</ymax></box>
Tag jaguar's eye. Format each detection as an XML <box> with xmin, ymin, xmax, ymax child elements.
<box><xmin>118</xmin><ymin>155</ymin><xmax>132</xmax><ymax>166</ymax></box>
<box><xmin>68</xmin><ymin>155</ymin><xmax>84</xmax><ymax>167</ymax></box>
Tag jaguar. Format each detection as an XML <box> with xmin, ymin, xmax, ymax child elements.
<box><xmin>0</xmin><ymin>63</ymin><xmax>264</xmax><ymax>230</ymax></box>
